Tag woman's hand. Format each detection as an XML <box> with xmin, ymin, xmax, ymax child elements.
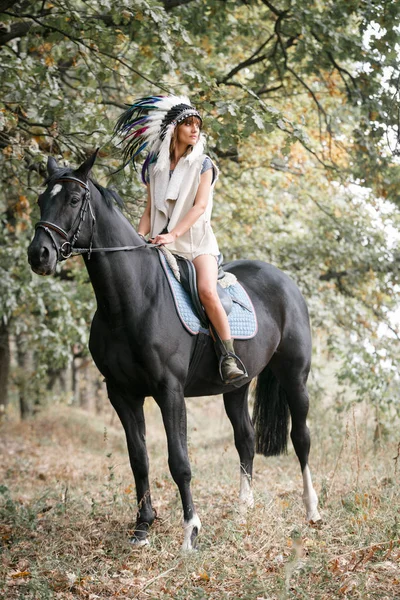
<box><xmin>149</xmin><ymin>232</ymin><xmax>177</xmax><ymax>245</ymax></box>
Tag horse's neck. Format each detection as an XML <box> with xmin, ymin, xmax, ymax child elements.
<box><xmin>84</xmin><ymin>187</ymin><xmax>151</xmax><ymax>319</ymax></box>
<box><xmin>91</xmin><ymin>187</ymin><xmax>141</xmax><ymax>248</ymax></box>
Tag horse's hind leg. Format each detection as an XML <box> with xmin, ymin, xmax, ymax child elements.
<box><xmin>223</xmin><ymin>383</ymin><xmax>255</xmax><ymax>510</ymax></box>
<box><xmin>272</xmin><ymin>358</ymin><xmax>321</xmax><ymax>523</ymax></box>
<box><xmin>155</xmin><ymin>389</ymin><xmax>200</xmax><ymax>551</ymax></box>
<box><xmin>107</xmin><ymin>382</ymin><xmax>156</xmax><ymax>545</ymax></box>
<box><xmin>288</xmin><ymin>381</ymin><xmax>321</xmax><ymax>522</ymax></box>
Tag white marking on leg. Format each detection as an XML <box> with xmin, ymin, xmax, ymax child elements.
<box><xmin>130</xmin><ymin>537</ymin><xmax>149</xmax><ymax>547</ymax></box>
<box><xmin>50</xmin><ymin>183</ymin><xmax>63</xmax><ymax>198</ymax></box>
<box><xmin>181</xmin><ymin>513</ymin><xmax>201</xmax><ymax>551</ymax></box>
<box><xmin>302</xmin><ymin>465</ymin><xmax>321</xmax><ymax>522</ymax></box>
<box><xmin>239</xmin><ymin>471</ymin><xmax>254</xmax><ymax>509</ymax></box>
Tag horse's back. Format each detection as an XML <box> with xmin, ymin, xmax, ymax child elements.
<box><xmin>224</xmin><ymin>259</ymin><xmax>309</xmax><ymax>318</ymax></box>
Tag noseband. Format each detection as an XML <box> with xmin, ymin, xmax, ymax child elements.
<box><xmin>35</xmin><ymin>176</ymin><xmax>152</xmax><ymax>261</ymax></box>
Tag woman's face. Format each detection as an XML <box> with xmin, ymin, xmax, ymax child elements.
<box><xmin>177</xmin><ymin>118</ymin><xmax>201</xmax><ymax>147</ymax></box>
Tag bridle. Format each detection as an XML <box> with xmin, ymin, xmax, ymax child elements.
<box><xmin>35</xmin><ymin>176</ymin><xmax>155</xmax><ymax>261</ymax></box>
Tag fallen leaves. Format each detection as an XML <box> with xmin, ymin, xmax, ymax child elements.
<box><xmin>10</xmin><ymin>571</ymin><xmax>31</xmax><ymax>579</ymax></box>
<box><xmin>195</xmin><ymin>570</ymin><xmax>210</xmax><ymax>582</ymax></box>
<box><xmin>1</xmin><ymin>406</ymin><xmax>400</xmax><ymax>600</ymax></box>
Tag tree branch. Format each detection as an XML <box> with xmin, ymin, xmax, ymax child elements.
<box><xmin>4</xmin><ymin>11</ymin><xmax>170</xmax><ymax>92</ymax></box>
<box><xmin>273</xmin><ymin>16</ymin><xmax>332</xmax><ymax>150</ymax></box>
<box><xmin>260</xmin><ymin>0</ymin><xmax>287</xmax><ymax>17</ymax></box>
<box><xmin>0</xmin><ymin>20</ymin><xmax>34</xmax><ymax>46</ymax></box>
<box><xmin>162</xmin><ymin>0</ymin><xmax>198</xmax><ymax>10</ymax></box>
<box><xmin>310</xmin><ymin>29</ymin><xmax>359</xmax><ymax>101</ymax></box>
<box><xmin>326</xmin><ymin>50</ymin><xmax>359</xmax><ymax>100</ymax></box>
<box><xmin>256</xmin><ymin>82</ymin><xmax>283</xmax><ymax>95</ymax></box>
<box><xmin>0</xmin><ymin>0</ymin><xmax>21</xmax><ymax>11</ymax></box>
<box><xmin>99</xmin><ymin>100</ymin><xmax>127</xmax><ymax>109</ymax></box>
<box><xmin>291</xmin><ymin>65</ymin><xmax>325</xmax><ymax>108</ymax></box>
<box><xmin>5</xmin><ymin>104</ymin><xmax>53</xmax><ymax>128</ymax></box>
<box><xmin>324</xmin><ymin>275</ymin><xmax>400</xmax><ymax>342</ymax></box>
<box><xmin>217</xmin><ymin>33</ymin><xmax>275</xmax><ymax>84</ymax></box>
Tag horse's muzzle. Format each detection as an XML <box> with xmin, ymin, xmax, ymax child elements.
<box><xmin>27</xmin><ymin>232</ymin><xmax>57</xmax><ymax>276</ymax></box>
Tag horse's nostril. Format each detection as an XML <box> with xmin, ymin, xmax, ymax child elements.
<box><xmin>40</xmin><ymin>246</ymin><xmax>49</xmax><ymax>261</ymax></box>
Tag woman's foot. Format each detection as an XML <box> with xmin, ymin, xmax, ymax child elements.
<box><xmin>220</xmin><ymin>339</ymin><xmax>247</xmax><ymax>383</ymax></box>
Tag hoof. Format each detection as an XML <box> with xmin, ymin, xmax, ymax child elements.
<box><xmin>181</xmin><ymin>526</ymin><xmax>199</xmax><ymax>551</ymax></box>
<box><xmin>308</xmin><ymin>516</ymin><xmax>323</xmax><ymax>528</ymax></box>
<box><xmin>181</xmin><ymin>514</ymin><xmax>201</xmax><ymax>551</ymax></box>
<box><xmin>307</xmin><ymin>506</ymin><xmax>323</xmax><ymax>526</ymax></box>
<box><xmin>239</xmin><ymin>494</ymin><xmax>255</xmax><ymax>511</ymax></box>
<box><xmin>130</xmin><ymin>536</ymin><xmax>150</xmax><ymax>547</ymax></box>
<box><xmin>181</xmin><ymin>544</ymin><xmax>199</xmax><ymax>553</ymax></box>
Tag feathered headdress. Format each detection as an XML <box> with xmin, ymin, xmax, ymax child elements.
<box><xmin>114</xmin><ymin>95</ymin><xmax>204</xmax><ymax>183</ymax></box>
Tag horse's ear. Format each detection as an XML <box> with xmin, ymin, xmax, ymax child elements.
<box><xmin>47</xmin><ymin>156</ymin><xmax>59</xmax><ymax>176</ymax></box>
<box><xmin>75</xmin><ymin>149</ymin><xmax>99</xmax><ymax>179</ymax></box>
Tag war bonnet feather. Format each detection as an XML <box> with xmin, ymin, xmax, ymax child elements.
<box><xmin>114</xmin><ymin>95</ymin><xmax>204</xmax><ymax>183</ymax></box>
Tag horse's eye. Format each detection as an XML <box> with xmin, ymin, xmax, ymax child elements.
<box><xmin>70</xmin><ymin>196</ymin><xmax>81</xmax><ymax>206</ymax></box>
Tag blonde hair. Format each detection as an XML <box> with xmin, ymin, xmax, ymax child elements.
<box><xmin>169</xmin><ymin>116</ymin><xmax>202</xmax><ymax>160</ymax></box>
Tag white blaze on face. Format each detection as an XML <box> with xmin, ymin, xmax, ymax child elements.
<box><xmin>50</xmin><ymin>183</ymin><xmax>63</xmax><ymax>198</ymax></box>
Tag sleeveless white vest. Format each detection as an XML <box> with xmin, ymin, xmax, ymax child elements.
<box><xmin>149</xmin><ymin>153</ymin><xmax>219</xmax><ymax>258</ymax></box>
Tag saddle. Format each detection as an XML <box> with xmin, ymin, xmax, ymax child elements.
<box><xmin>174</xmin><ymin>254</ymin><xmax>232</xmax><ymax>329</ymax></box>
<box><xmin>157</xmin><ymin>248</ymin><xmax>257</xmax><ymax>340</ymax></box>
<box><xmin>157</xmin><ymin>248</ymin><xmax>256</xmax><ymax>385</ymax></box>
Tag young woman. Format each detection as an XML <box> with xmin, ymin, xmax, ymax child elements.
<box><xmin>115</xmin><ymin>95</ymin><xmax>246</xmax><ymax>383</ymax></box>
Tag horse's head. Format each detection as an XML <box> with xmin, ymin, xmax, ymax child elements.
<box><xmin>28</xmin><ymin>151</ymin><xmax>98</xmax><ymax>275</ymax></box>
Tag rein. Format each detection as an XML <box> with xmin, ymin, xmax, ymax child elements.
<box><xmin>35</xmin><ymin>176</ymin><xmax>157</xmax><ymax>261</ymax></box>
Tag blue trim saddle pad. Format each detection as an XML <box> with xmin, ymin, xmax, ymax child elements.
<box><xmin>160</xmin><ymin>252</ymin><xmax>258</xmax><ymax>339</ymax></box>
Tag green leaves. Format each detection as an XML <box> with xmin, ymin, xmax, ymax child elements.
<box><xmin>0</xmin><ymin>0</ymin><xmax>399</xmax><ymax>410</ymax></box>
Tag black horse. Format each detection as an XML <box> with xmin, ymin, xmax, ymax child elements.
<box><xmin>28</xmin><ymin>152</ymin><xmax>321</xmax><ymax>550</ymax></box>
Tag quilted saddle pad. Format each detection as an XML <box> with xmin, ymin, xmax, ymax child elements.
<box><xmin>160</xmin><ymin>252</ymin><xmax>258</xmax><ymax>339</ymax></box>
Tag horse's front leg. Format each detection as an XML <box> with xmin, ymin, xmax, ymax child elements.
<box><xmin>223</xmin><ymin>383</ymin><xmax>255</xmax><ymax>511</ymax></box>
<box><xmin>107</xmin><ymin>381</ymin><xmax>156</xmax><ymax>545</ymax></box>
<box><xmin>155</xmin><ymin>387</ymin><xmax>201</xmax><ymax>551</ymax></box>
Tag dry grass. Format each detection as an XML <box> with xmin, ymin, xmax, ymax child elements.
<box><xmin>0</xmin><ymin>395</ymin><xmax>399</xmax><ymax>599</ymax></box>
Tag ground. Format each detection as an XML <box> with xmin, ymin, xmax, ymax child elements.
<box><xmin>0</xmin><ymin>394</ymin><xmax>399</xmax><ymax>599</ymax></box>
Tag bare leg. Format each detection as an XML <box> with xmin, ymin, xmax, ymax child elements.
<box><xmin>223</xmin><ymin>383</ymin><xmax>255</xmax><ymax>509</ymax></box>
<box><xmin>107</xmin><ymin>381</ymin><xmax>156</xmax><ymax>544</ymax></box>
<box><xmin>193</xmin><ymin>254</ymin><xmax>230</xmax><ymax>340</ymax></box>
<box><xmin>194</xmin><ymin>254</ymin><xmax>246</xmax><ymax>382</ymax></box>
<box><xmin>155</xmin><ymin>388</ymin><xmax>201</xmax><ymax>550</ymax></box>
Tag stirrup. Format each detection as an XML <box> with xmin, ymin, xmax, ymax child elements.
<box><xmin>218</xmin><ymin>352</ymin><xmax>248</xmax><ymax>385</ymax></box>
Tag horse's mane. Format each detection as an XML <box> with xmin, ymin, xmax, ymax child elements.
<box><xmin>45</xmin><ymin>168</ymin><xmax>124</xmax><ymax>209</ymax></box>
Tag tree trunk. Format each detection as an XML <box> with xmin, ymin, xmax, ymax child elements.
<box><xmin>79</xmin><ymin>358</ymin><xmax>94</xmax><ymax>411</ymax></box>
<box><xmin>72</xmin><ymin>356</ymin><xmax>80</xmax><ymax>405</ymax></box>
<box><xmin>95</xmin><ymin>377</ymin><xmax>106</xmax><ymax>414</ymax></box>
<box><xmin>0</xmin><ymin>320</ymin><xmax>10</xmax><ymax>415</ymax></box>
<box><xmin>15</xmin><ymin>334</ymin><xmax>33</xmax><ymax>420</ymax></box>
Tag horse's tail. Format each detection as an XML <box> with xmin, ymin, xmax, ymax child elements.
<box><xmin>252</xmin><ymin>366</ymin><xmax>289</xmax><ymax>456</ymax></box>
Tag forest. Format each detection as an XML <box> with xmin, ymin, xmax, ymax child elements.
<box><xmin>0</xmin><ymin>1</ymin><xmax>399</xmax><ymax>598</ymax></box>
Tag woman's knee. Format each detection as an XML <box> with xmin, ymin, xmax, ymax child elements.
<box><xmin>198</xmin><ymin>285</ymin><xmax>218</xmax><ymax>306</ymax></box>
